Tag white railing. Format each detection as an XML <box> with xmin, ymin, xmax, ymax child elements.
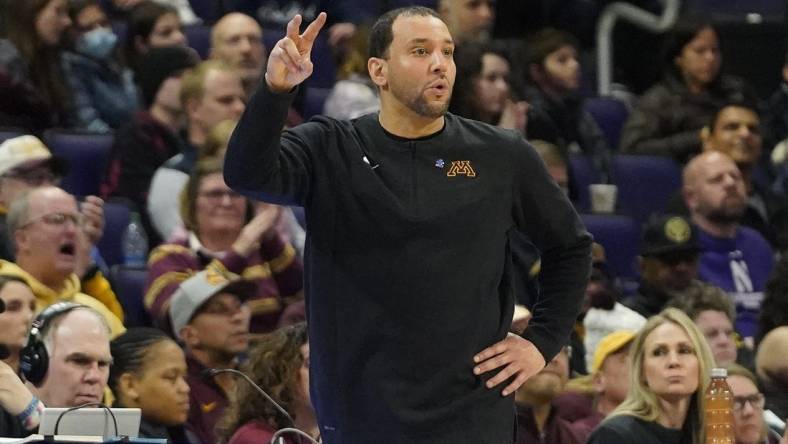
<box><xmin>596</xmin><ymin>0</ymin><xmax>682</xmax><ymax>96</ymax></box>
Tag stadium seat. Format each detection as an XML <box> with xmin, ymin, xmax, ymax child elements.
<box><xmin>581</xmin><ymin>213</ymin><xmax>641</xmax><ymax>294</ymax></box>
<box><xmin>612</xmin><ymin>155</ymin><xmax>682</xmax><ymax>226</ymax></box>
<box><xmin>44</xmin><ymin>131</ymin><xmax>113</xmax><ymax>197</ymax></box>
<box><xmin>584</xmin><ymin>97</ymin><xmax>629</xmax><ymax>150</ymax></box>
<box><xmin>184</xmin><ymin>24</ymin><xmax>211</xmax><ymax>59</ymax></box>
<box><xmin>307</xmin><ymin>34</ymin><xmax>336</xmax><ymax>89</ymax></box>
<box><xmin>97</xmin><ymin>201</ymin><xmax>132</xmax><ymax>268</ymax></box>
<box><xmin>568</xmin><ymin>154</ymin><xmax>599</xmax><ymax>213</ymax></box>
<box><xmin>109</xmin><ymin>265</ymin><xmax>151</xmax><ymax>328</ymax></box>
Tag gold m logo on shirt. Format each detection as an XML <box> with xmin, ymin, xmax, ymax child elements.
<box><xmin>446</xmin><ymin>160</ymin><xmax>476</xmax><ymax>177</ymax></box>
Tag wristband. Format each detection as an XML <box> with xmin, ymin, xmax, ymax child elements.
<box><xmin>17</xmin><ymin>395</ymin><xmax>44</xmax><ymax>430</ymax></box>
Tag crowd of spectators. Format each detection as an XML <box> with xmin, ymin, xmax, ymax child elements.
<box><xmin>1</xmin><ymin>0</ymin><xmax>788</xmax><ymax>443</ymax></box>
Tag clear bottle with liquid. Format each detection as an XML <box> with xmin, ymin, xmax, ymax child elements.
<box><xmin>122</xmin><ymin>212</ymin><xmax>148</xmax><ymax>267</ymax></box>
<box><xmin>705</xmin><ymin>367</ymin><xmax>736</xmax><ymax>444</ymax></box>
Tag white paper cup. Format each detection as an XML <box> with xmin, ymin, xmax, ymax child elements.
<box><xmin>590</xmin><ymin>184</ymin><xmax>617</xmax><ymax>214</ymax></box>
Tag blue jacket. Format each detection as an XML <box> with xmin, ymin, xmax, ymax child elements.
<box><xmin>62</xmin><ymin>51</ymin><xmax>140</xmax><ymax>133</ymax></box>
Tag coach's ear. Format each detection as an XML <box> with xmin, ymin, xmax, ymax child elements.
<box><xmin>368</xmin><ymin>57</ymin><xmax>388</xmax><ymax>89</ymax></box>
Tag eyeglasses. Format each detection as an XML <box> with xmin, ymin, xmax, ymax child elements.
<box><xmin>20</xmin><ymin>212</ymin><xmax>82</xmax><ymax>230</ymax></box>
<box><xmin>2</xmin><ymin>167</ymin><xmax>60</xmax><ymax>186</ymax></box>
<box><xmin>198</xmin><ymin>189</ymin><xmax>244</xmax><ymax>202</ymax></box>
<box><xmin>732</xmin><ymin>393</ymin><xmax>765</xmax><ymax>412</ymax></box>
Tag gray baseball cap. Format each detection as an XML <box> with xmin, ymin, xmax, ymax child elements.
<box><xmin>169</xmin><ymin>267</ymin><xmax>256</xmax><ymax>338</ymax></box>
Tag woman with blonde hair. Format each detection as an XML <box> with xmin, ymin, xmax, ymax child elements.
<box><xmin>587</xmin><ymin>307</ymin><xmax>715</xmax><ymax>444</ymax></box>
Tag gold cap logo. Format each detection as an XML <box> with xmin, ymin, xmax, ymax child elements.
<box><xmin>664</xmin><ymin>217</ymin><xmax>691</xmax><ymax>244</ymax></box>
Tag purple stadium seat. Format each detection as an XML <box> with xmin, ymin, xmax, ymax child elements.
<box><xmin>97</xmin><ymin>201</ymin><xmax>132</xmax><ymax>268</ymax></box>
<box><xmin>581</xmin><ymin>213</ymin><xmax>640</xmax><ymax>294</ymax></box>
<box><xmin>109</xmin><ymin>265</ymin><xmax>151</xmax><ymax>328</ymax></box>
<box><xmin>584</xmin><ymin>97</ymin><xmax>629</xmax><ymax>150</ymax></box>
<box><xmin>44</xmin><ymin>131</ymin><xmax>113</xmax><ymax>197</ymax></box>
<box><xmin>568</xmin><ymin>154</ymin><xmax>599</xmax><ymax>213</ymax></box>
<box><xmin>612</xmin><ymin>155</ymin><xmax>682</xmax><ymax>226</ymax></box>
<box><xmin>184</xmin><ymin>24</ymin><xmax>210</xmax><ymax>59</ymax></box>
<box><xmin>306</xmin><ymin>34</ymin><xmax>336</xmax><ymax>89</ymax></box>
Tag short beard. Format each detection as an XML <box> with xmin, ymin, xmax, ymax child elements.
<box><xmin>406</xmin><ymin>93</ymin><xmax>451</xmax><ymax>118</ymax></box>
<box><xmin>389</xmin><ymin>80</ymin><xmax>452</xmax><ymax>118</ymax></box>
<box><xmin>704</xmin><ymin>205</ymin><xmax>746</xmax><ymax>225</ymax></box>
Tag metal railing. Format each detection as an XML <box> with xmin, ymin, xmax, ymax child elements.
<box><xmin>596</xmin><ymin>0</ymin><xmax>682</xmax><ymax>96</ymax></box>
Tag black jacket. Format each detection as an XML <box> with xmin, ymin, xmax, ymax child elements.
<box><xmin>224</xmin><ymin>83</ymin><xmax>592</xmax><ymax>444</ymax></box>
<box><xmin>620</xmin><ymin>70</ymin><xmax>752</xmax><ymax>163</ymax></box>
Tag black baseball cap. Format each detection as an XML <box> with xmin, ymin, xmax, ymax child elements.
<box><xmin>640</xmin><ymin>214</ymin><xmax>700</xmax><ymax>258</ymax></box>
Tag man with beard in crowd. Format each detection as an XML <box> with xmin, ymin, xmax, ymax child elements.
<box><xmin>683</xmin><ymin>151</ymin><xmax>774</xmax><ymax>343</ymax></box>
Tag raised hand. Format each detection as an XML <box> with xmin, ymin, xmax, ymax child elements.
<box><xmin>265</xmin><ymin>12</ymin><xmax>328</xmax><ymax>93</ymax></box>
<box><xmin>80</xmin><ymin>195</ymin><xmax>105</xmax><ymax>246</ymax></box>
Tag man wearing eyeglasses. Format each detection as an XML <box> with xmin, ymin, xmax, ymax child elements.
<box><xmin>0</xmin><ymin>186</ymin><xmax>124</xmax><ymax>336</ymax></box>
<box><xmin>169</xmin><ymin>267</ymin><xmax>254</xmax><ymax>444</ymax></box>
<box><xmin>0</xmin><ymin>135</ymin><xmax>68</xmax><ymax>261</ymax></box>
<box><xmin>0</xmin><ymin>136</ymin><xmax>124</xmax><ymax>325</ymax></box>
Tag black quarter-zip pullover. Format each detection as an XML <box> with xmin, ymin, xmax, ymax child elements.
<box><xmin>224</xmin><ymin>83</ymin><xmax>592</xmax><ymax>444</ymax></box>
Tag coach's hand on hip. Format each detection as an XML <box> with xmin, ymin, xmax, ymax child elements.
<box><xmin>265</xmin><ymin>12</ymin><xmax>327</xmax><ymax>93</ymax></box>
<box><xmin>473</xmin><ymin>333</ymin><xmax>546</xmax><ymax>397</ymax></box>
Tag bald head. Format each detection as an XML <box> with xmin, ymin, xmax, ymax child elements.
<box><xmin>682</xmin><ymin>151</ymin><xmax>747</xmax><ymax>234</ymax></box>
<box><xmin>684</xmin><ymin>151</ymin><xmax>729</xmax><ymax>185</ymax></box>
<box><xmin>210</xmin><ymin>13</ymin><xmax>266</xmax><ymax>86</ymax></box>
<box><xmin>756</xmin><ymin>326</ymin><xmax>788</xmax><ymax>388</ymax></box>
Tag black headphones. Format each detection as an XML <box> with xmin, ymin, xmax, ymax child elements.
<box><xmin>20</xmin><ymin>302</ymin><xmax>83</xmax><ymax>386</ymax></box>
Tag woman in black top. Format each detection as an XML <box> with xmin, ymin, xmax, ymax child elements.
<box><xmin>587</xmin><ymin>308</ymin><xmax>715</xmax><ymax>444</ymax></box>
<box><xmin>109</xmin><ymin>328</ymin><xmax>192</xmax><ymax>443</ymax></box>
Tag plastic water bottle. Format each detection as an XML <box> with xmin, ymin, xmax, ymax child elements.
<box><xmin>705</xmin><ymin>367</ymin><xmax>736</xmax><ymax>443</ymax></box>
<box><xmin>122</xmin><ymin>212</ymin><xmax>148</xmax><ymax>267</ymax></box>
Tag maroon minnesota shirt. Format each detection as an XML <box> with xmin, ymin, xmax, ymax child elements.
<box><xmin>185</xmin><ymin>354</ymin><xmax>228</xmax><ymax>444</ymax></box>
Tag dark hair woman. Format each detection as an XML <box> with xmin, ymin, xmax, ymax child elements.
<box><xmin>0</xmin><ymin>0</ymin><xmax>73</xmax><ymax>132</ymax></box>
<box><xmin>109</xmin><ymin>327</ymin><xmax>191</xmax><ymax>442</ymax></box>
<box><xmin>620</xmin><ymin>20</ymin><xmax>755</xmax><ymax>164</ymax></box>
<box><xmin>450</xmin><ymin>41</ymin><xmax>527</xmax><ymax>133</ymax></box>
<box><xmin>522</xmin><ymin>27</ymin><xmax>613</xmax><ymax>184</ymax></box>
<box><xmin>62</xmin><ymin>0</ymin><xmax>140</xmax><ymax>133</ymax></box>
<box><xmin>123</xmin><ymin>1</ymin><xmax>186</xmax><ymax>75</ymax></box>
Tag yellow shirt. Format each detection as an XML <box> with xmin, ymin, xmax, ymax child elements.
<box><xmin>0</xmin><ymin>260</ymin><xmax>125</xmax><ymax>337</ymax></box>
